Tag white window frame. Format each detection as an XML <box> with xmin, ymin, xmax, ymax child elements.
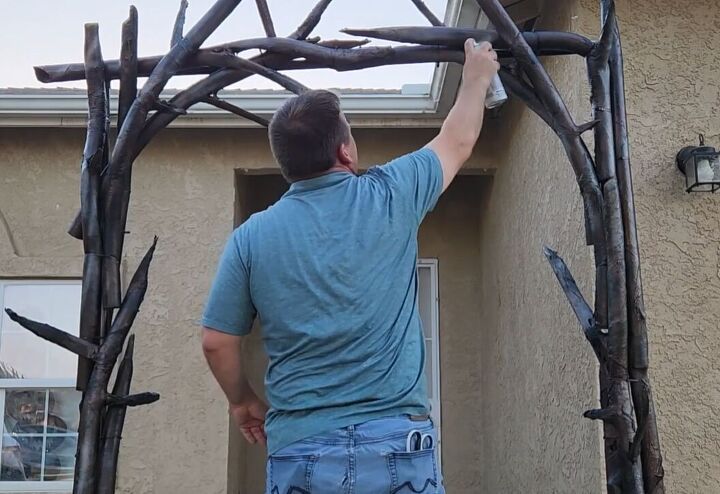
<box><xmin>0</xmin><ymin>279</ymin><xmax>80</xmax><ymax>493</ymax></box>
<box><xmin>417</xmin><ymin>259</ymin><xmax>441</xmax><ymax>464</ymax></box>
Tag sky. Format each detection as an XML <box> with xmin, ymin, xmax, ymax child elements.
<box><xmin>0</xmin><ymin>0</ymin><xmax>448</xmax><ymax>91</ymax></box>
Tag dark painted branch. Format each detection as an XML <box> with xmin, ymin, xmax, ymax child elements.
<box><xmin>97</xmin><ymin>335</ymin><xmax>134</xmax><ymax>494</ymax></box>
<box><xmin>409</xmin><ymin>0</ymin><xmax>443</xmax><ymax>26</ymax></box>
<box><xmin>608</xmin><ymin>9</ymin><xmax>665</xmax><ymax>491</ymax></box>
<box><xmin>202</xmin><ymin>96</ymin><xmax>269</xmax><ymax>126</ymax></box>
<box><xmin>341</xmin><ymin>27</ymin><xmax>594</xmax><ymax>56</ymax></box>
<box><xmin>119</xmin><ymin>6</ymin><xmax>139</xmax><ymax>135</ymax></box>
<box><xmin>73</xmin><ymin>238</ymin><xmax>157</xmax><ymax>494</ymax></box>
<box><xmin>107</xmin><ymin>392</ymin><xmax>160</xmax><ymax>407</ymax></box>
<box><xmin>171</xmin><ymin>0</ymin><xmax>189</xmax><ymax>47</ymax></box>
<box><xmin>587</xmin><ymin>6</ymin><xmax>617</xmax><ymax>333</ymax></box>
<box><xmin>318</xmin><ymin>38</ymin><xmax>371</xmax><ymax>49</ymax></box>
<box><xmin>289</xmin><ymin>0</ymin><xmax>333</xmax><ymax>40</ymax></box>
<box><xmin>542</xmin><ymin>247</ymin><xmax>603</xmax><ymax>360</ymax></box>
<box><xmin>194</xmin><ymin>52</ymin><xmax>309</xmax><ymax>93</ymax></box>
<box><xmin>34</xmin><ymin>30</ymin><xmax>595</xmax><ymax>84</ymax></box>
<box><xmin>589</xmin><ymin>5</ymin><xmax>644</xmax><ymax>492</ymax></box>
<box><xmin>77</xmin><ymin>23</ymin><xmax>107</xmax><ymax>391</ymax></box>
<box><xmin>100</xmin><ymin>0</ymin><xmax>242</xmax><ymax>312</ymax></box>
<box><xmin>255</xmin><ymin>0</ymin><xmax>276</xmax><ymax>37</ymax></box>
<box><xmin>4</xmin><ymin>309</ymin><xmax>99</xmax><ymax>359</ymax></box>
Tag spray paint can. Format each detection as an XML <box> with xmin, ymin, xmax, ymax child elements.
<box><xmin>474</xmin><ymin>41</ymin><xmax>508</xmax><ymax>109</ymax></box>
<box><xmin>485</xmin><ymin>74</ymin><xmax>508</xmax><ymax>109</ymax></box>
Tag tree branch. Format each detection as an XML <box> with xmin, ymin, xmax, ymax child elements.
<box><xmin>202</xmin><ymin>96</ymin><xmax>269</xmax><ymax>126</ymax></box>
<box><xmin>97</xmin><ymin>334</ymin><xmax>134</xmax><ymax>494</ymax></box>
<box><xmin>409</xmin><ymin>0</ymin><xmax>443</xmax><ymax>26</ymax></box>
<box><xmin>34</xmin><ymin>30</ymin><xmax>595</xmax><ymax>83</ymax></box>
<box><xmin>608</xmin><ymin>1</ymin><xmax>665</xmax><ymax>488</ymax></box>
<box><xmin>100</xmin><ymin>0</ymin><xmax>242</xmax><ymax>311</ymax></box>
<box><xmin>289</xmin><ymin>0</ymin><xmax>333</xmax><ymax>40</ymax></box>
<box><xmin>107</xmin><ymin>392</ymin><xmax>160</xmax><ymax>407</ymax></box>
<box><xmin>254</xmin><ymin>0</ymin><xmax>276</xmax><ymax>37</ymax></box>
<box><xmin>341</xmin><ymin>27</ymin><xmax>594</xmax><ymax>56</ymax></box>
<box><xmin>77</xmin><ymin>23</ymin><xmax>107</xmax><ymax>390</ymax></box>
<box><xmin>194</xmin><ymin>52</ymin><xmax>308</xmax><ymax>93</ymax></box>
<box><xmin>171</xmin><ymin>0</ymin><xmax>189</xmax><ymax>48</ymax></box>
<box><xmin>542</xmin><ymin>247</ymin><xmax>603</xmax><ymax>360</ymax></box>
<box><xmin>4</xmin><ymin>309</ymin><xmax>99</xmax><ymax>359</ymax></box>
<box><xmin>119</xmin><ymin>6</ymin><xmax>139</xmax><ymax>132</ymax></box>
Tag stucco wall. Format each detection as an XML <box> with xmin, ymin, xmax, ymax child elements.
<box><xmin>0</xmin><ymin>126</ymin><xmax>494</xmax><ymax>493</ymax></box>
<box><xmin>476</xmin><ymin>1</ymin><xmax>603</xmax><ymax>491</ymax></box>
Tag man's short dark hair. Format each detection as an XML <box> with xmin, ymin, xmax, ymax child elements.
<box><xmin>269</xmin><ymin>90</ymin><xmax>350</xmax><ymax>181</ymax></box>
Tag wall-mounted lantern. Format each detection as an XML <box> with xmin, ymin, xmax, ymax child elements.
<box><xmin>676</xmin><ymin>134</ymin><xmax>720</xmax><ymax>193</ymax></box>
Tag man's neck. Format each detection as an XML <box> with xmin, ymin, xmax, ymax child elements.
<box><xmin>295</xmin><ymin>163</ymin><xmax>355</xmax><ymax>182</ymax></box>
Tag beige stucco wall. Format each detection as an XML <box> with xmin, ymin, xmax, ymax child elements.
<box><xmin>0</xmin><ymin>126</ymin><xmax>494</xmax><ymax>493</ymax></box>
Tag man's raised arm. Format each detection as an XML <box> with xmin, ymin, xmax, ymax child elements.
<box><xmin>428</xmin><ymin>40</ymin><xmax>500</xmax><ymax>192</ymax></box>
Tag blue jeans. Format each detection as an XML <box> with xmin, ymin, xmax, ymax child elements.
<box><xmin>266</xmin><ymin>415</ymin><xmax>445</xmax><ymax>494</ymax></box>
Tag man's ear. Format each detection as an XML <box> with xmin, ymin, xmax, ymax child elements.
<box><xmin>337</xmin><ymin>142</ymin><xmax>353</xmax><ymax>165</ymax></box>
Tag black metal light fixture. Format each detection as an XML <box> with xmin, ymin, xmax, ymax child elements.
<box><xmin>676</xmin><ymin>134</ymin><xmax>720</xmax><ymax>193</ymax></box>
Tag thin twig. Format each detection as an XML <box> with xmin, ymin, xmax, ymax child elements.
<box><xmin>409</xmin><ymin>0</ymin><xmax>443</xmax><ymax>26</ymax></box>
<box><xmin>254</xmin><ymin>0</ymin><xmax>276</xmax><ymax>37</ymax></box>
<box><xmin>194</xmin><ymin>52</ymin><xmax>308</xmax><ymax>93</ymax></box>
<box><xmin>171</xmin><ymin>0</ymin><xmax>189</xmax><ymax>47</ymax></box>
<box><xmin>202</xmin><ymin>96</ymin><xmax>269</xmax><ymax>126</ymax></box>
<box><xmin>289</xmin><ymin>0</ymin><xmax>333</xmax><ymax>40</ymax></box>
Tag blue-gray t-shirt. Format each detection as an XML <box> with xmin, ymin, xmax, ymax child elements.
<box><xmin>202</xmin><ymin>148</ymin><xmax>443</xmax><ymax>454</ymax></box>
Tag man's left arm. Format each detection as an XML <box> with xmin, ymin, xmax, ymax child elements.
<box><xmin>201</xmin><ymin>231</ymin><xmax>267</xmax><ymax>445</ymax></box>
<box><xmin>202</xmin><ymin>329</ymin><xmax>267</xmax><ymax>445</ymax></box>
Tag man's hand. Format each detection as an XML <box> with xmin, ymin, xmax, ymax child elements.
<box><xmin>462</xmin><ymin>39</ymin><xmax>500</xmax><ymax>89</ymax></box>
<box><xmin>230</xmin><ymin>395</ymin><xmax>269</xmax><ymax>446</ymax></box>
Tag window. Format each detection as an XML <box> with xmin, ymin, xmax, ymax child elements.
<box><xmin>0</xmin><ymin>280</ymin><xmax>81</xmax><ymax>492</ymax></box>
<box><xmin>417</xmin><ymin>260</ymin><xmax>441</xmax><ymax>460</ymax></box>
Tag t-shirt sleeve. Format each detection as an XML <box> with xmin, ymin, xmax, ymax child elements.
<box><xmin>201</xmin><ymin>229</ymin><xmax>256</xmax><ymax>336</ymax></box>
<box><xmin>372</xmin><ymin>147</ymin><xmax>443</xmax><ymax>224</ymax></box>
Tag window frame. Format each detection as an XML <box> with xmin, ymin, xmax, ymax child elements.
<box><xmin>417</xmin><ymin>259</ymin><xmax>441</xmax><ymax>464</ymax></box>
<box><xmin>0</xmin><ymin>279</ymin><xmax>81</xmax><ymax>493</ymax></box>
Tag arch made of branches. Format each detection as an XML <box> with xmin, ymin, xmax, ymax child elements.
<box><xmin>4</xmin><ymin>0</ymin><xmax>665</xmax><ymax>492</ymax></box>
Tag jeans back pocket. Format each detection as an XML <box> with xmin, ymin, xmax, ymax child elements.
<box><xmin>268</xmin><ymin>454</ymin><xmax>318</xmax><ymax>494</ymax></box>
<box><xmin>386</xmin><ymin>449</ymin><xmax>438</xmax><ymax>494</ymax></box>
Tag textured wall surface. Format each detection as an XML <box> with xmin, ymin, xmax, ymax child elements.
<box><xmin>0</xmin><ymin>126</ymin><xmax>494</xmax><ymax>493</ymax></box>
<box><xmin>476</xmin><ymin>0</ymin><xmax>604</xmax><ymax>491</ymax></box>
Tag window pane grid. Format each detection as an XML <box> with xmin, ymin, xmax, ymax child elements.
<box><xmin>0</xmin><ymin>281</ymin><xmax>82</xmax><ymax>486</ymax></box>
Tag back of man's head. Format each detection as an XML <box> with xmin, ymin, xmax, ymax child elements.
<box><xmin>269</xmin><ymin>89</ymin><xmax>350</xmax><ymax>182</ymax></box>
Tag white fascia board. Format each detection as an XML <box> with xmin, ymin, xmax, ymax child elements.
<box><xmin>0</xmin><ymin>0</ymin><xmax>470</xmax><ymax>128</ymax></box>
<box><xmin>0</xmin><ymin>91</ymin><xmax>441</xmax><ymax>128</ymax></box>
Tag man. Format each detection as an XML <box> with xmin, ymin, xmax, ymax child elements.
<box><xmin>202</xmin><ymin>40</ymin><xmax>499</xmax><ymax>493</ymax></box>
